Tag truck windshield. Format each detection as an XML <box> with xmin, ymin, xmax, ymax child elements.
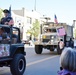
<box><xmin>44</xmin><ymin>28</ymin><xmax>56</xmax><ymax>33</ymax></box>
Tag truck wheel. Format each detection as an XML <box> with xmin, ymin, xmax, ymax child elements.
<box><xmin>10</xmin><ymin>54</ymin><xmax>26</xmax><ymax>75</ymax></box>
<box><xmin>50</xmin><ymin>47</ymin><xmax>54</xmax><ymax>51</ymax></box>
<box><xmin>35</xmin><ymin>45</ymin><xmax>42</xmax><ymax>54</ymax></box>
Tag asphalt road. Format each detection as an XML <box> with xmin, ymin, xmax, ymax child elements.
<box><xmin>0</xmin><ymin>46</ymin><xmax>60</xmax><ymax>75</ymax></box>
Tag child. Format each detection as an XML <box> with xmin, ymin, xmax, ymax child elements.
<box><xmin>58</xmin><ymin>48</ymin><xmax>76</xmax><ymax>75</ymax></box>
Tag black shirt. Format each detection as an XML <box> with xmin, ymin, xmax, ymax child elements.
<box><xmin>0</xmin><ymin>16</ymin><xmax>13</xmax><ymax>24</ymax></box>
<box><xmin>0</xmin><ymin>16</ymin><xmax>13</xmax><ymax>33</ymax></box>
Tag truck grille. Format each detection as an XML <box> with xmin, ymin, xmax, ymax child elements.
<box><xmin>42</xmin><ymin>39</ymin><xmax>50</xmax><ymax>42</ymax></box>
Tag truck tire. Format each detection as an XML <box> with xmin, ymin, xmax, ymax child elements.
<box><xmin>50</xmin><ymin>47</ymin><xmax>54</xmax><ymax>51</ymax></box>
<box><xmin>35</xmin><ymin>45</ymin><xmax>42</xmax><ymax>54</ymax></box>
<box><xmin>10</xmin><ymin>54</ymin><xmax>26</xmax><ymax>75</ymax></box>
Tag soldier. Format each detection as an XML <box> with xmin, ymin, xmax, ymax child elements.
<box><xmin>0</xmin><ymin>9</ymin><xmax>14</xmax><ymax>25</ymax></box>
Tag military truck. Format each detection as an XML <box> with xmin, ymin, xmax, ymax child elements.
<box><xmin>34</xmin><ymin>22</ymin><xmax>73</xmax><ymax>54</ymax></box>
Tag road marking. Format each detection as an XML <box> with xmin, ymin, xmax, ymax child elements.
<box><xmin>26</xmin><ymin>55</ymin><xmax>59</xmax><ymax>66</ymax></box>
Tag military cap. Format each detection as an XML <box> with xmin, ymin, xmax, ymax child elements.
<box><xmin>3</xmin><ymin>9</ymin><xmax>10</xmax><ymax>13</ymax></box>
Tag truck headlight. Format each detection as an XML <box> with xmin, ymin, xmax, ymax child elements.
<box><xmin>42</xmin><ymin>35</ymin><xmax>46</xmax><ymax>39</ymax></box>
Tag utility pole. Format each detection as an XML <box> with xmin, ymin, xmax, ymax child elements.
<box><xmin>73</xmin><ymin>20</ymin><xmax>76</xmax><ymax>27</ymax></box>
<box><xmin>34</xmin><ymin>0</ymin><xmax>36</xmax><ymax>11</ymax></box>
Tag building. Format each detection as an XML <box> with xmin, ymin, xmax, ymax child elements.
<box><xmin>12</xmin><ymin>8</ymin><xmax>44</xmax><ymax>40</ymax></box>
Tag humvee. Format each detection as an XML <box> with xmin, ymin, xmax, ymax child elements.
<box><xmin>0</xmin><ymin>25</ymin><xmax>26</xmax><ymax>75</ymax></box>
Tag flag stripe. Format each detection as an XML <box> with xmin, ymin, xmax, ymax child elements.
<box><xmin>54</xmin><ymin>15</ymin><xmax>58</xmax><ymax>24</ymax></box>
<box><xmin>57</xmin><ymin>27</ymin><xmax>66</xmax><ymax>36</ymax></box>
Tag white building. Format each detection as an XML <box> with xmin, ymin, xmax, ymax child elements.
<box><xmin>12</xmin><ymin>8</ymin><xmax>44</xmax><ymax>40</ymax></box>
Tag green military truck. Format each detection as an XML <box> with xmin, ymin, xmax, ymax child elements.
<box><xmin>34</xmin><ymin>22</ymin><xmax>73</xmax><ymax>54</ymax></box>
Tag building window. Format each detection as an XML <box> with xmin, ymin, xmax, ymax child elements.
<box><xmin>27</xmin><ymin>17</ymin><xmax>32</xmax><ymax>24</ymax></box>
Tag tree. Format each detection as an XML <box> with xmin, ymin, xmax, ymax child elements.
<box><xmin>0</xmin><ymin>8</ymin><xmax>3</xmax><ymax>20</ymax></box>
<box><xmin>27</xmin><ymin>19</ymin><xmax>40</xmax><ymax>38</ymax></box>
<box><xmin>74</xmin><ymin>28</ymin><xmax>76</xmax><ymax>38</ymax></box>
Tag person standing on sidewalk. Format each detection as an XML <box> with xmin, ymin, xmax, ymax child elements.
<box><xmin>68</xmin><ymin>38</ymin><xmax>74</xmax><ymax>48</ymax></box>
<box><xmin>59</xmin><ymin>39</ymin><xmax>64</xmax><ymax>50</ymax></box>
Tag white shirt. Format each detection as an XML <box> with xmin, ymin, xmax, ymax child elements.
<box><xmin>59</xmin><ymin>41</ymin><xmax>64</xmax><ymax>49</ymax></box>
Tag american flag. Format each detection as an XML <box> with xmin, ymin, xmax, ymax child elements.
<box><xmin>8</xmin><ymin>5</ymin><xmax>14</xmax><ymax>25</ymax></box>
<box><xmin>57</xmin><ymin>27</ymin><xmax>66</xmax><ymax>36</ymax></box>
<box><xmin>54</xmin><ymin>14</ymin><xmax>58</xmax><ymax>24</ymax></box>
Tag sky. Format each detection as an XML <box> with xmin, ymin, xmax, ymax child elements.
<box><xmin>0</xmin><ymin>0</ymin><xmax>76</xmax><ymax>25</ymax></box>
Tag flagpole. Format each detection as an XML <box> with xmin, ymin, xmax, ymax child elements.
<box><xmin>9</xmin><ymin>5</ymin><xmax>11</xmax><ymax>17</ymax></box>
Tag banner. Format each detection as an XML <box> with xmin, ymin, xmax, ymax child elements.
<box><xmin>57</xmin><ymin>27</ymin><xmax>66</xmax><ymax>36</ymax></box>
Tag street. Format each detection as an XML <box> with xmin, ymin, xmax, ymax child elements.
<box><xmin>0</xmin><ymin>0</ymin><xmax>75</xmax><ymax>75</ymax></box>
<box><xmin>0</xmin><ymin>45</ymin><xmax>60</xmax><ymax>75</ymax></box>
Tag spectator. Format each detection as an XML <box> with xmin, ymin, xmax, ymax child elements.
<box><xmin>59</xmin><ymin>39</ymin><xmax>64</xmax><ymax>50</ymax></box>
<box><xmin>58</xmin><ymin>48</ymin><xmax>76</xmax><ymax>75</ymax></box>
<box><xmin>69</xmin><ymin>38</ymin><xmax>74</xmax><ymax>48</ymax></box>
<box><xmin>66</xmin><ymin>40</ymin><xmax>69</xmax><ymax>47</ymax></box>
